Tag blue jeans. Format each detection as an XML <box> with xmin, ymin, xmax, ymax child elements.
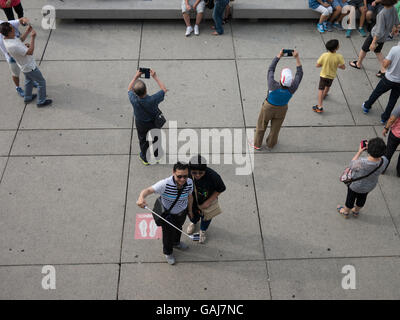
<box><xmin>190</xmin><ymin>210</ymin><xmax>212</xmax><ymax>231</ymax></box>
<box><xmin>213</xmin><ymin>0</ymin><xmax>229</xmax><ymax>35</ymax></box>
<box><xmin>24</xmin><ymin>68</ymin><xmax>46</xmax><ymax>104</ymax></box>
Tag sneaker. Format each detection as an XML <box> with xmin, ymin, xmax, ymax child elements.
<box><xmin>358</xmin><ymin>27</ymin><xmax>367</xmax><ymax>37</ymax></box>
<box><xmin>16</xmin><ymin>86</ymin><xmax>24</xmax><ymax>97</ymax></box>
<box><xmin>386</xmin><ymin>34</ymin><xmax>393</xmax><ymax>41</ymax></box>
<box><xmin>312</xmin><ymin>105</ymin><xmax>324</xmax><ymax>113</ymax></box>
<box><xmin>24</xmin><ymin>94</ymin><xmax>37</xmax><ymax>103</ymax></box>
<box><xmin>165</xmin><ymin>254</ymin><xmax>175</xmax><ymax>265</ymax></box>
<box><xmin>333</xmin><ymin>22</ymin><xmax>344</xmax><ymax>31</ymax></box>
<box><xmin>36</xmin><ymin>99</ymin><xmax>52</xmax><ymax>107</ymax></box>
<box><xmin>194</xmin><ymin>24</ymin><xmax>199</xmax><ymax>36</ymax></box>
<box><xmin>187</xmin><ymin>222</ymin><xmax>196</xmax><ymax>235</ymax></box>
<box><xmin>139</xmin><ymin>155</ymin><xmax>149</xmax><ymax>166</ymax></box>
<box><xmin>346</xmin><ymin>29</ymin><xmax>352</xmax><ymax>38</ymax></box>
<box><xmin>380</xmin><ymin>119</ymin><xmax>387</xmax><ymax>125</ymax></box>
<box><xmin>362</xmin><ymin>102</ymin><xmax>370</xmax><ymax>114</ymax></box>
<box><xmin>185</xmin><ymin>26</ymin><xmax>193</xmax><ymax>37</ymax></box>
<box><xmin>199</xmin><ymin>230</ymin><xmax>206</xmax><ymax>244</ymax></box>
<box><xmin>325</xmin><ymin>21</ymin><xmax>333</xmax><ymax>32</ymax></box>
<box><xmin>249</xmin><ymin>142</ymin><xmax>261</xmax><ymax>151</ymax></box>
<box><xmin>317</xmin><ymin>23</ymin><xmax>325</xmax><ymax>33</ymax></box>
<box><xmin>173</xmin><ymin>242</ymin><xmax>188</xmax><ymax>250</ymax></box>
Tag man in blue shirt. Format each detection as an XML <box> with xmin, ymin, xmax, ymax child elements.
<box><xmin>128</xmin><ymin>69</ymin><xmax>168</xmax><ymax>165</ymax></box>
<box><xmin>251</xmin><ymin>50</ymin><xmax>303</xmax><ymax>150</ymax></box>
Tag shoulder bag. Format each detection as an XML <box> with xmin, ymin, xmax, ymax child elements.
<box><xmin>152</xmin><ymin>183</ymin><xmax>187</xmax><ymax>226</ymax></box>
<box><xmin>340</xmin><ymin>158</ymin><xmax>384</xmax><ymax>186</ymax></box>
<box><xmin>137</xmin><ymin>100</ymin><xmax>166</xmax><ymax>129</ymax></box>
<box><xmin>193</xmin><ymin>181</ymin><xmax>222</xmax><ymax>221</ymax></box>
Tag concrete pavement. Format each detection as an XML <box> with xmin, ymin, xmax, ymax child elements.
<box><xmin>0</xmin><ymin>1</ymin><xmax>400</xmax><ymax>300</ymax></box>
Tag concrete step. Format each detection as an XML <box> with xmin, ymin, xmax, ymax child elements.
<box><xmin>48</xmin><ymin>0</ymin><xmax>320</xmax><ymax>20</ymax></box>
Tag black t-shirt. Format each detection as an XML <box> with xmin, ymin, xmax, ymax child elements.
<box><xmin>192</xmin><ymin>167</ymin><xmax>226</xmax><ymax>206</ymax></box>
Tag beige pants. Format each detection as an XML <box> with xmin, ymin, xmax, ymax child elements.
<box><xmin>254</xmin><ymin>100</ymin><xmax>288</xmax><ymax>149</ymax></box>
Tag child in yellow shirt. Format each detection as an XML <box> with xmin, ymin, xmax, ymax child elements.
<box><xmin>313</xmin><ymin>39</ymin><xmax>346</xmax><ymax>113</ymax></box>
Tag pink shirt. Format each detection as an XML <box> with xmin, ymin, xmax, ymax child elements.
<box><xmin>391</xmin><ymin>118</ymin><xmax>400</xmax><ymax>138</ymax></box>
<box><xmin>0</xmin><ymin>0</ymin><xmax>21</xmax><ymax>9</ymax></box>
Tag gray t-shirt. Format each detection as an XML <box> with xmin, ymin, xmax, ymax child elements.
<box><xmin>385</xmin><ymin>45</ymin><xmax>400</xmax><ymax>83</ymax></box>
<box><xmin>349</xmin><ymin>156</ymin><xmax>388</xmax><ymax>194</ymax></box>
<box><xmin>372</xmin><ymin>7</ymin><xmax>400</xmax><ymax>43</ymax></box>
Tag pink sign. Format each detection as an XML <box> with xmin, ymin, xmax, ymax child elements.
<box><xmin>135</xmin><ymin>213</ymin><xmax>162</xmax><ymax>240</ymax></box>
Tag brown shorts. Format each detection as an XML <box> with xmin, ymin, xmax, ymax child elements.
<box><xmin>319</xmin><ymin>77</ymin><xmax>334</xmax><ymax>90</ymax></box>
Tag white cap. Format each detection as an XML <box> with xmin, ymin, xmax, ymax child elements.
<box><xmin>280</xmin><ymin>68</ymin><xmax>293</xmax><ymax>87</ymax></box>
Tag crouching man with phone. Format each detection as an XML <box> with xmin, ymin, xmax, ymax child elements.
<box><xmin>128</xmin><ymin>68</ymin><xmax>168</xmax><ymax>165</ymax></box>
<box><xmin>251</xmin><ymin>49</ymin><xmax>303</xmax><ymax>150</ymax></box>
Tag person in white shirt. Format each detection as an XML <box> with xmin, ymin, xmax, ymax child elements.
<box><xmin>0</xmin><ymin>16</ymin><xmax>33</xmax><ymax>97</ymax></box>
<box><xmin>1</xmin><ymin>21</ymin><xmax>52</xmax><ymax>107</ymax></box>
<box><xmin>137</xmin><ymin>162</ymin><xmax>194</xmax><ymax>265</ymax></box>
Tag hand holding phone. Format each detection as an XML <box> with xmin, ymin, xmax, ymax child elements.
<box><xmin>283</xmin><ymin>49</ymin><xmax>294</xmax><ymax>57</ymax></box>
<box><xmin>361</xmin><ymin>140</ymin><xmax>368</xmax><ymax>149</ymax></box>
<box><xmin>139</xmin><ymin>67</ymin><xmax>150</xmax><ymax>79</ymax></box>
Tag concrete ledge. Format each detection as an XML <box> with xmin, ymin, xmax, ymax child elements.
<box><xmin>48</xmin><ymin>0</ymin><xmax>320</xmax><ymax>20</ymax></box>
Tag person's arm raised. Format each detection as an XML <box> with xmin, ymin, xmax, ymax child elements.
<box><xmin>26</xmin><ymin>29</ymin><xmax>36</xmax><ymax>55</ymax></box>
<box><xmin>151</xmin><ymin>69</ymin><xmax>168</xmax><ymax>93</ymax></box>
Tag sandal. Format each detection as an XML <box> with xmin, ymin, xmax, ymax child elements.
<box><xmin>337</xmin><ymin>205</ymin><xmax>350</xmax><ymax>219</ymax></box>
<box><xmin>352</xmin><ymin>210</ymin><xmax>360</xmax><ymax>218</ymax></box>
<box><xmin>376</xmin><ymin>70</ymin><xmax>385</xmax><ymax>78</ymax></box>
<box><xmin>349</xmin><ymin>61</ymin><xmax>361</xmax><ymax>69</ymax></box>
<box><xmin>312</xmin><ymin>105</ymin><xmax>324</xmax><ymax>113</ymax></box>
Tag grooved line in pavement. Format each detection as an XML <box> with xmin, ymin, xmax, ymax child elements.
<box><xmin>230</xmin><ymin>22</ymin><xmax>273</xmax><ymax>299</ymax></box>
<box><xmin>116</xmin><ymin>20</ymin><xmax>144</xmax><ymax>301</ymax></box>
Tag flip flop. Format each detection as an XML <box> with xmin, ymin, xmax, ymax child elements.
<box><xmin>349</xmin><ymin>61</ymin><xmax>361</xmax><ymax>69</ymax></box>
<box><xmin>337</xmin><ymin>205</ymin><xmax>350</xmax><ymax>219</ymax></box>
<box><xmin>352</xmin><ymin>210</ymin><xmax>360</xmax><ymax>218</ymax></box>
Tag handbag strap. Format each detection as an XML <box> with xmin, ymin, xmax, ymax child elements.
<box><xmin>350</xmin><ymin>158</ymin><xmax>384</xmax><ymax>183</ymax></box>
<box><xmin>165</xmin><ymin>182</ymin><xmax>187</xmax><ymax>214</ymax></box>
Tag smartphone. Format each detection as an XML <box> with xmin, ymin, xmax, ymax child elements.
<box><xmin>139</xmin><ymin>67</ymin><xmax>150</xmax><ymax>79</ymax></box>
<box><xmin>361</xmin><ymin>140</ymin><xmax>368</xmax><ymax>149</ymax></box>
<box><xmin>283</xmin><ymin>49</ymin><xmax>294</xmax><ymax>57</ymax></box>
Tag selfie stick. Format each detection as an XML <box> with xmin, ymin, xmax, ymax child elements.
<box><xmin>144</xmin><ymin>206</ymin><xmax>199</xmax><ymax>241</ymax></box>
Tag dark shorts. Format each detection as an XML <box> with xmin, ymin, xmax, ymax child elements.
<box><xmin>319</xmin><ymin>77</ymin><xmax>334</xmax><ymax>90</ymax></box>
<box><xmin>367</xmin><ymin>3</ymin><xmax>383</xmax><ymax>14</ymax></box>
<box><xmin>362</xmin><ymin>34</ymin><xmax>384</xmax><ymax>53</ymax></box>
<box><xmin>348</xmin><ymin>0</ymin><xmax>365</xmax><ymax>8</ymax></box>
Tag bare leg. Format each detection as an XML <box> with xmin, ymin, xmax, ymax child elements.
<box><xmin>195</xmin><ymin>12</ymin><xmax>203</xmax><ymax>25</ymax></box>
<box><xmin>376</xmin><ymin>52</ymin><xmax>386</xmax><ymax>73</ymax></box>
<box><xmin>366</xmin><ymin>10</ymin><xmax>373</xmax><ymax>24</ymax></box>
<box><xmin>359</xmin><ymin>6</ymin><xmax>367</xmax><ymax>28</ymax></box>
<box><xmin>317</xmin><ymin>89</ymin><xmax>324</xmax><ymax>108</ymax></box>
<box><xmin>357</xmin><ymin>49</ymin><xmax>367</xmax><ymax>68</ymax></box>
<box><xmin>224</xmin><ymin>5</ymin><xmax>230</xmax><ymax>20</ymax></box>
<box><xmin>12</xmin><ymin>76</ymin><xmax>19</xmax><ymax>87</ymax></box>
<box><xmin>183</xmin><ymin>12</ymin><xmax>191</xmax><ymax>27</ymax></box>
<box><xmin>320</xmin><ymin>14</ymin><xmax>329</xmax><ymax>24</ymax></box>
<box><xmin>322</xmin><ymin>86</ymin><xmax>330</xmax><ymax>100</ymax></box>
<box><xmin>329</xmin><ymin>7</ymin><xmax>342</xmax><ymax>23</ymax></box>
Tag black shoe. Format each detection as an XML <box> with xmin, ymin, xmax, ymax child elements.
<box><xmin>37</xmin><ymin>99</ymin><xmax>53</xmax><ymax>107</ymax></box>
<box><xmin>24</xmin><ymin>94</ymin><xmax>37</xmax><ymax>103</ymax></box>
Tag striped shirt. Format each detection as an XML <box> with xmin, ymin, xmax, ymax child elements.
<box><xmin>152</xmin><ymin>176</ymin><xmax>193</xmax><ymax>214</ymax></box>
